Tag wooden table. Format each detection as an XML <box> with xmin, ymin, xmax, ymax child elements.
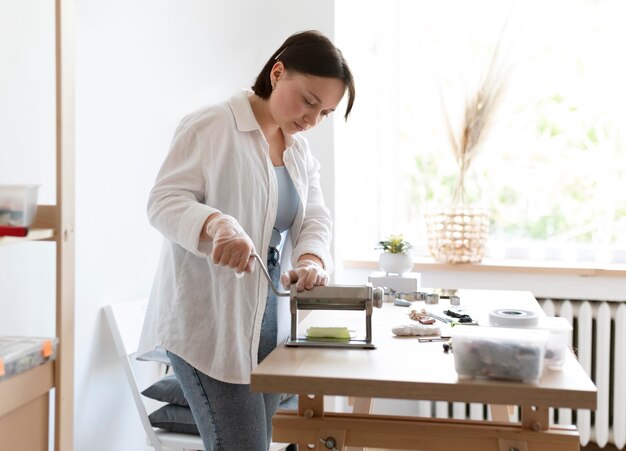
<box><xmin>251</xmin><ymin>289</ymin><xmax>597</xmax><ymax>451</ymax></box>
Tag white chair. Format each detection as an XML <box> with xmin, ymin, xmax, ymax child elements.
<box><xmin>104</xmin><ymin>299</ymin><xmax>205</xmax><ymax>451</ymax></box>
<box><xmin>104</xmin><ymin>298</ymin><xmax>290</xmax><ymax>451</ymax></box>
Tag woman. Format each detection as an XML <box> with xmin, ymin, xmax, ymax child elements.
<box><xmin>138</xmin><ymin>30</ymin><xmax>355</xmax><ymax>450</ymax></box>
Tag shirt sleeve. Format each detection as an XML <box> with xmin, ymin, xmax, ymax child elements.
<box><xmin>291</xmin><ymin>145</ymin><xmax>334</xmax><ymax>274</ymax></box>
<box><xmin>147</xmin><ymin>121</ymin><xmax>219</xmax><ymax>257</ymax></box>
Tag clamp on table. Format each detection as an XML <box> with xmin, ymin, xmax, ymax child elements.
<box><xmin>252</xmin><ymin>253</ymin><xmax>384</xmax><ymax>349</ymax></box>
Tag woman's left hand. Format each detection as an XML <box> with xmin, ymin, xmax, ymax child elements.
<box><xmin>280</xmin><ymin>259</ymin><xmax>328</xmax><ymax>292</ymax></box>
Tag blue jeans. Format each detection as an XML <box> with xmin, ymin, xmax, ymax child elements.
<box><xmin>167</xmin><ymin>251</ymin><xmax>281</xmax><ymax>451</ymax></box>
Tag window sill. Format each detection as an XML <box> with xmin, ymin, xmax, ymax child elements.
<box><xmin>343</xmin><ymin>256</ymin><xmax>626</xmax><ymax>278</ymax></box>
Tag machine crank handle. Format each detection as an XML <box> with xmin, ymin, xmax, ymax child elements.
<box><xmin>249</xmin><ymin>252</ymin><xmax>290</xmax><ymax>297</ymax></box>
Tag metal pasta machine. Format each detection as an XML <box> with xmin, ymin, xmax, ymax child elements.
<box><xmin>252</xmin><ymin>253</ymin><xmax>384</xmax><ymax>349</ymax></box>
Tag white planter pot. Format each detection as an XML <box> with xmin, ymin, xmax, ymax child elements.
<box><xmin>378</xmin><ymin>253</ymin><xmax>413</xmax><ymax>276</ymax></box>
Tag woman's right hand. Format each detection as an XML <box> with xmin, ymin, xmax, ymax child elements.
<box><xmin>205</xmin><ymin>214</ymin><xmax>255</xmax><ymax>274</ymax></box>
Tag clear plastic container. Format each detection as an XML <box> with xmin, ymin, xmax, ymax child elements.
<box><xmin>450</xmin><ymin>325</ymin><xmax>549</xmax><ymax>383</ymax></box>
<box><xmin>0</xmin><ymin>184</ymin><xmax>40</xmax><ymax>227</ymax></box>
<box><xmin>538</xmin><ymin>316</ymin><xmax>572</xmax><ymax>370</ymax></box>
<box><xmin>0</xmin><ymin>336</ymin><xmax>58</xmax><ymax>381</ymax></box>
<box><xmin>488</xmin><ymin>310</ymin><xmax>573</xmax><ymax>371</ymax></box>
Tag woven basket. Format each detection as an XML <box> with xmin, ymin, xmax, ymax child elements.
<box><xmin>425</xmin><ymin>207</ymin><xmax>490</xmax><ymax>263</ymax></box>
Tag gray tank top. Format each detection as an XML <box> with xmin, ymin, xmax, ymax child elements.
<box><xmin>270</xmin><ymin>166</ymin><xmax>299</xmax><ymax>247</ymax></box>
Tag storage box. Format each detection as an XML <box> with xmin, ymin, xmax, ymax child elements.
<box><xmin>488</xmin><ymin>311</ymin><xmax>572</xmax><ymax>371</ymax></box>
<box><xmin>538</xmin><ymin>317</ymin><xmax>572</xmax><ymax>370</ymax></box>
<box><xmin>0</xmin><ymin>336</ymin><xmax>58</xmax><ymax>381</ymax></box>
<box><xmin>450</xmin><ymin>326</ymin><xmax>549</xmax><ymax>383</ymax></box>
<box><xmin>0</xmin><ymin>185</ymin><xmax>40</xmax><ymax>227</ymax></box>
<box><xmin>368</xmin><ymin>271</ymin><xmax>421</xmax><ymax>293</ymax></box>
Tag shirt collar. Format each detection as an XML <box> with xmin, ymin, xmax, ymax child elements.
<box><xmin>228</xmin><ymin>90</ymin><xmax>295</xmax><ymax>147</ymax></box>
<box><xmin>228</xmin><ymin>90</ymin><xmax>260</xmax><ymax>133</ymax></box>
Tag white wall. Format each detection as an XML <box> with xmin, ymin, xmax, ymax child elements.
<box><xmin>2</xmin><ymin>1</ymin><xmax>335</xmax><ymax>450</ymax></box>
<box><xmin>0</xmin><ymin>0</ymin><xmax>57</xmax><ymax>338</ymax></box>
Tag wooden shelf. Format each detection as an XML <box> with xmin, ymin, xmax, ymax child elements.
<box><xmin>0</xmin><ymin>228</ymin><xmax>55</xmax><ymax>246</ymax></box>
<box><xmin>0</xmin><ymin>205</ymin><xmax>58</xmax><ymax>245</ymax></box>
<box><xmin>0</xmin><ymin>362</ymin><xmax>55</xmax><ymax>450</ymax></box>
<box><xmin>0</xmin><ymin>1</ymin><xmax>75</xmax><ymax>449</ymax></box>
<box><xmin>0</xmin><ymin>361</ymin><xmax>54</xmax><ymax>418</ymax></box>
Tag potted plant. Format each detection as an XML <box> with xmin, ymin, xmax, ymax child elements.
<box><xmin>424</xmin><ymin>20</ymin><xmax>514</xmax><ymax>263</ymax></box>
<box><xmin>376</xmin><ymin>234</ymin><xmax>414</xmax><ymax>275</ymax></box>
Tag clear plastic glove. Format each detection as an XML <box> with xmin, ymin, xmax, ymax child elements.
<box><xmin>205</xmin><ymin>214</ymin><xmax>255</xmax><ymax>274</ymax></box>
<box><xmin>280</xmin><ymin>259</ymin><xmax>329</xmax><ymax>292</ymax></box>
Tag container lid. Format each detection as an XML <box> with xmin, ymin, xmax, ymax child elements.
<box><xmin>488</xmin><ymin>308</ymin><xmax>540</xmax><ymax>327</ymax></box>
<box><xmin>0</xmin><ymin>336</ymin><xmax>58</xmax><ymax>368</ymax></box>
<box><xmin>450</xmin><ymin>324</ymin><xmax>549</xmax><ymax>342</ymax></box>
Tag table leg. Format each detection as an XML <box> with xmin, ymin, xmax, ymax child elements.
<box><xmin>490</xmin><ymin>404</ymin><xmax>516</xmax><ymax>423</ymax></box>
<box><xmin>349</xmin><ymin>397</ymin><xmax>374</xmax><ymax>414</ymax></box>
<box><xmin>346</xmin><ymin>397</ymin><xmax>374</xmax><ymax>451</ymax></box>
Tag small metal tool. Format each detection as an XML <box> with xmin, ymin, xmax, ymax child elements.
<box><xmin>418</xmin><ymin>336</ymin><xmax>448</xmax><ymax>343</ymax></box>
<box><xmin>425</xmin><ymin>293</ymin><xmax>439</xmax><ymax>305</ymax></box>
<box><xmin>425</xmin><ymin>311</ymin><xmax>453</xmax><ymax>324</ymax></box>
<box><xmin>251</xmin><ymin>253</ymin><xmax>384</xmax><ymax>349</ymax></box>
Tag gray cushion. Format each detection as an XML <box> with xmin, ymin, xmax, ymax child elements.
<box><xmin>144</xmin><ymin>374</ymin><xmax>298</xmax><ymax>434</ymax></box>
<box><xmin>141</xmin><ymin>374</ymin><xmax>188</xmax><ymax>406</ymax></box>
<box><xmin>142</xmin><ymin>374</ymin><xmax>296</xmax><ymax>409</ymax></box>
<box><xmin>149</xmin><ymin>404</ymin><xmax>198</xmax><ymax>434</ymax></box>
<box><xmin>149</xmin><ymin>397</ymin><xmax>298</xmax><ymax>435</ymax></box>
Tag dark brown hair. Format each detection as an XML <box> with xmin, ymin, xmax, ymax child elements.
<box><xmin>252</xmin><ymin>30</ymin><xmax>355</xmax><ymax>120</ymax></box>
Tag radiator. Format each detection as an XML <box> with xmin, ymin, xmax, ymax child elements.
<box><xmin>382</xmin><ymin>299</ymin><xmax>626</xmax><ymax>448</ymax></box>
<box><xmin>540</xmin><ymin>298</ymin><xmax>626</xmax><ymax>449</ymax></box>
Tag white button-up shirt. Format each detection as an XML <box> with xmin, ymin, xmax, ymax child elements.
<box><xmin>137</xmin><ymin>91</ymin><xmax>333</xmax><ymax>384</ymax></box>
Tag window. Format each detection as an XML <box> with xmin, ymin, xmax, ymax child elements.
<box><xmin>334</xmin><ymin>0</ymin><xmax>626</xmax><ymax>263</ymax></box>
